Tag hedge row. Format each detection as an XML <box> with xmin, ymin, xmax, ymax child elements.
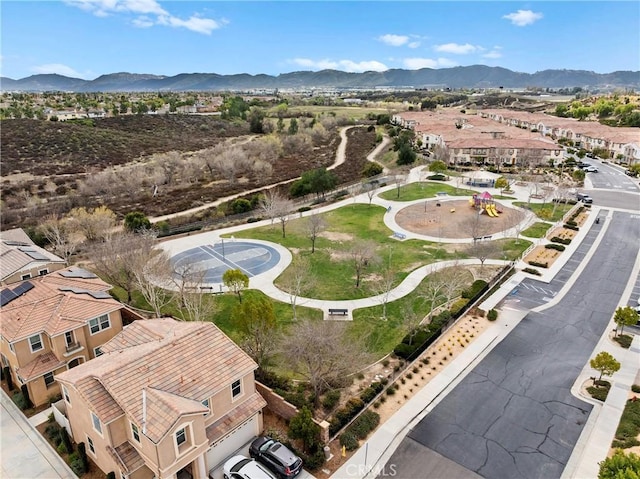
<box><xmin>523</xmin><ymin>267</ymin><xmax>542</xmax><ymax>276</ymax></box>
<box><xmin>550</xmin><ymin>236</ymin><xmax>571</xmax><ymax>245</ymax></box>
<box><xmin>462</xmin><ymin>280</ymin><xmax>488</xmax><ymax>299</ymax></box>
<box><xmin>330</xmin><ymin>398</ymin><xmax>365</xmax><ymax>436</ymax></box>
<box><xmin>339</xmin><ymin>411</ymin><xmax>381</xmax><ymax>451</ymax></box>
<box><xmin>545</xmin><ymin>243</ymin><xmax>566</xmax><ymax>251</ymax></box>
<box><xmin>564</xmin><ymin>223</ymin><xmax>579</xmax><ymax>231</ymax></box>
<box><xmin>359</xmin><ymin>381</ymin><xmax>385</xmax><ymax>404</ymax></box>
<box><xmin>528</xmin><ymin>261</ymin><xmax>548</xmax><ymax>268</ymax></box>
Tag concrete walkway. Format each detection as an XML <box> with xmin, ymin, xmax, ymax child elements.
<box><xmin>1</xmin><ymin>390</ymin><xmax>76</xmax><ymax>479</ymax></box>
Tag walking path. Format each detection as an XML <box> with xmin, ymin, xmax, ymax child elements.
<box><xmin>1</xmin><ymin>390</ymin><xmax>76</xmax><ymax>479</ymax></box>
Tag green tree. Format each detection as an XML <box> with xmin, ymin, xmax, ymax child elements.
<box><xmin>598</xmin><ymin>450</ymin><xmax>640</xmax><ymax>479</ymax></box>
<box><xmin>590</xmin><ymin>351</ymin><xmax>621</xmax><ymax>382</ymax></box>
<box><xmin>223</xmin><ymin>269</ymin><xmax>249</xmax><ymax>303</ymax></box>
<box><xmin>362</xmin><ymin>162</ymin><xmax>383</xmax><ymax>178</ymax></box>
<box><xmin>429</xmin><ymin>160</ymin><xmax>447</xmax><ymax>175</ymax></box>
<box><xmin>572</xmin><ymin>169</ymin><xmax>586</xmax><ymax>184</ymax></box>
<box><xmin>248</xmin><ymin>107</ymin><xmax>265</xmax><ymax>134</ymax></box>
<box><xmin>276</xmin><ymin>117</ymin><xmax>285</xmax><ymax>133</ymax></box>
<box><xmin>555</xmin><ymin>104</ymin><xmax>569</xmax><ymax>117</ymax></box>
<box><xmin>230</xmin><ymin>198</ymin><xmax>252</xmax><ymax>214</ymax></box>
<box><xmin>613</xmin><ymin>306</ymin><xmax>638</xmax><ymax>337</ymax></box>
<box><xmin>300</xmin><ymin>168</ymin><xmax>337</xmax><ymax>199</ymax></box>
<box><xmin>231</xmin><ymin>295</ymin><xmax>278</xmax><ymax>369</ymax></box>
<box><xmin>495</xmin><ymin>177</ymin><xmax>510</xmax><ymax>193</ymax></box>
<box><xmin>288</xmin><ymin>406</ymin><xmax>320</xmax><ymax>453</ymax></box>
<box><xmin>124</xmin><ymin>211</ymin><xmax>151</xmax><ymax>233</ymax></box>
<box><xmin>397</xmin><ymin>143</ymin><xmax>417</xmax><ymax>165</ymax></box>
<box><xmin>288</xmin><ymin>118</ymin><xmax>298</xmax><ymax>135</ymax></box>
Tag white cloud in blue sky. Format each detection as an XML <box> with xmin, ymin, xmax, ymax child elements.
<box><xmin>378</xmin><ymin>34</ymin><xmax>410</xmax><ymax>47</ymax></box>
<box><xmin>31</xmin><ymin>63</ymin><xmax>89</xmax><ymax>78</ymax></box>
<box><xmin>291</xmin><ymin>58</ymin><xmax>388</xmax><ymax>73</ymax></box>
<box><xmin>502</xmin><ymin>9</ymin><xmax>543</xmax><ymax>27</ymax></box>
<box><xmin>403</xmin><ymin>58</ymin><xmax>458</xmax><ymax>69</ymax></box>
<box><xmin>64</xmin><ymin>0</ymin><xmax>224</xmax><ymax>34</ymax></box>
<box><xmin>434</xmin><ymin>43</ymin><xmax>482</xmax><ymax>55</ymax></box>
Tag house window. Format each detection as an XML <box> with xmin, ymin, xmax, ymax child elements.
<box><xmin>89</xmin><ymin>314</ymin><xmax>110</xmax><ymax>335</ymax></box>
<box><xmin>44</xmin><ymin>372</ymin><xmax>55</xmax><ymax>388</ymax></box>
<box><xmin>21</xmin><ymin>273</ymin><xmax>31</xmax><ymax>280</ymax></box>
<box><xmin>91</xmin><ymin>412</ymin><xmax>102</xmax><ymax>435</ymax></box>
<box><xmin>9</xmin><ymin>342</ymin><xmax>14</xmax><ymax>353</ymax></box>
<box><xmin>62</xmin><ymin>385</ymin><xmax>71</xmax><ymax>404</ymax></box>
<box><xmin>231</xmin><ymin>379</ymin><xmax>242</xmax><ymax>399</ymax></box>
<box><xmin>202</xmin><ymin>398</ymin><xmax>210</xmax><ymax>416</ymax></box>
<box><xmin>94</xmin><ymin>347</ymin><xmax>103</xmax><ymax>357</ymax></box>
<box><xmin>29</xmin><ymin>334</ymin><xmax>43</xmax><ymax>353</ymax></box>
<box><xmin>87</xmin><ymin>436</ymin><xmax>96</xmax><ymax>456</ymax></box>
<box><xmin>175</xmin><ymin>428</ymin><xmax>187</xmax><ymax>447</ymax></box>
<box><xmin>38</xmin><ymin>269</ymin><xmax>48</xmax><ymax>276</ymax></box>
<box><xmin>131</xmin><ymin>422</ymin><xmax>140</xmax><ymax>442</ymax></box>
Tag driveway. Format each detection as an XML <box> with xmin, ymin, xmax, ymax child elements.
<box><xmin>380</xmin><ymin>210</ymin><xmax>640</xmax><ymax>478</ymax></box>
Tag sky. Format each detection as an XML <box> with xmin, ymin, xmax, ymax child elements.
<box><xmin>1</xmin><ymin>1</ymin><xmax>639</xmax><ymax>80</ymax></box>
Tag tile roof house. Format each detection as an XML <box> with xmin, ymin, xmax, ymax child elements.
<box><xmin>56</xmin><ymin>318</ymin><xmax>267</xmax><ymax>479</ymax></box>
<box><xmin>0</xmin><ymin>267</ymin><xmax>144</xmax><ymax>407</ymax></box>
<box><xmin>0</xmin><ymin>228</ymin><xmax>67</xmax><ymax>285</ymax></box>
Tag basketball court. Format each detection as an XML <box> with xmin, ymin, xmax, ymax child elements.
<box><xmin>170</xmin><ymin>240</ymin><xmax>281</xmax><ymax>285</ymax></box>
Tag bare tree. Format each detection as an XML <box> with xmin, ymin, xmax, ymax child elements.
<box><xmin>507</xmin><ymin>207</ymin><xmax>529</xmax><ymax>244</ymax></box>
<box><xmin>180</xmin><ymin>270</ymin><xmax>217</xmax><ymax>322</ymax></box>
<box><xmin>88</xmin><ymin>231</ymin><xmax>156</xmax><ymax>303</ymax></box>
<box><xmin>465</xmin><ymin>209</ymin><xmax>491</xmax><ymax>243</ymax></box>
<box><xmin>274</xmin><ymin>196</ymin><xmax>295</xmax><ymax>238</ymax></box>
<box><xmin>362</xmin><ymin>181</ymin><xmax>376</xmax><ymax>206</ymax></box>
<box><xmin>349</xmin><ymin>240</ymin><xmax>377</xmax><ymax>288</ymax></box>
<box><xmin>260</xmin><ymin>188</ymin><xmax>282</xmax><ymax>226</ymax></box>
<box><xmin>132</xmin><ymin>247</ymin><xmax>176</xmax><ymax>317</ymax></box>
<box><xmin>468</xmin><ymin>239</ymin><xmax>500</xmax><ymax>269</ymax></box>
<box><xmin>439</xmin><ymin>265</ymin><xmax>471</xmax><ymax>306</ymax></box>
<box><xmin>38</xmin><ymin>215</ymin><xmax>81</xmax><ymax>264</ymax></box>
<box><xmin>393</xmin><ymin>173</ymin><xmax>407</xmax><ymax>199</ymax></box>
<box><xmin>283</xmin><ymin>319</ymin><xmax>370</xmax><ymax>405</ymax></box>
<box><xmin>171</xmin><ymin>259</ymin><xmax>203</xmax><ymax>308</ymax></box>
<box><xmin>419</xmin><ymin>267</ymin><xmax>448</xmax><ymax>321</ymax></box>
<box><xmin>304</xmin><ymin>213</ymin><xmax>327</xmax><ymax>253</ymax></box>
<box><xmin>401</xmin><ymin>304</ymin><xmax>424</xmax><ymax>346</ymax></box>
<box><xmin>281</xmin><ymin>256</ymin><xmax>314</xmax><ymax>320</ymax></box>
<box><xmin>375</xmin><ymin>247</ymin><xmax>396</xmax><ymax>320</ymax></box>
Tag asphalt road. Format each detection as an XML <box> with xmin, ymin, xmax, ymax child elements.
<box><xmin>381</xmin><ymin>210</ymin><xmax>640</xmax><ymax>479</ymax></box>
<box><xmin>585</xmin><ymin>161</ymin><xmax>639</xmax><ymax>192</ymax></box>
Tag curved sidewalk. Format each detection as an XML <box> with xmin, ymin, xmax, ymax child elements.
<box><xmin>1</xmin><ymin>390</ymin><xmax>76</xmax><ymax>479</ymax></box>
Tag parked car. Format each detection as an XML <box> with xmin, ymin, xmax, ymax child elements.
<box><xmin>584</xmin><ymin>166</ymin><xmax>599</xmax><ymax>173</ymax></box>
<box><xmin>249</xmin><ymin>437</ymin><xmax>303</xmax><ymax>479</ymax></box>
<box><xmin>576</xmin><ymin>193</ymin><xmax>593</xmax><ymax>203</ymax></box>
<box><xmin>222</xmin><ymin>455</ymin><xmax>278</xmax><ymax>479</ymax></box>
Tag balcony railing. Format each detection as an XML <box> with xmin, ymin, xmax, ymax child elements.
<box><xmin>65</xmin><ymin>342</ymin><xmax>82</xmax><ymax>353</ymax></box>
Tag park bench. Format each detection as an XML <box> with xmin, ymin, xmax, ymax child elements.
<box><xmin>392</xmin><ymin>231</ymin><xmax>407</xmax><ymax>240</ymax></box>
<box><xmin>328</xmin><ymin>308</ymin><xmax>348</xmax><ymax>316</ymax></box>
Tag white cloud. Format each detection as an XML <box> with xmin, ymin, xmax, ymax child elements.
<box><xmin>482</xmin><ymin>50</ymin><xmax>503</xmax><ymax>59</ymax></box>
<box><xmin>434</xmin><ymin>43</ymin><xmax>481</xmax><ymax>55</ymax></box>
<box><xmin>31</xmin><ymin>63</ymin><xmax>88</xmax><ymax>78</ymax></box>
<box><xmin>502</xmin><ymin>9</ymin><xmax>543</xmax><ymax>26</ymax></box>
<box><xmin>408</xmin><ymin>41</ymin><xmax>421</xmax><ymax>49</ymax></box>
<box><xmin>402</xmin><ymin>57</ymin><xmax>458</xmax><ymax>69</ymax></box>
<box><xmin>64</xmin><ymin>0</ymin><xmax>224</xmax><ymax>34</ymax></box>
<box><xmin>290</xmin><ymin>58</ymin><xmax>388</xmax><ymax>73</ymax></box>
<box><xmin>378</xmin><ymin>34</ymin><xmax>409</xmax><ymax>47</ymax></box>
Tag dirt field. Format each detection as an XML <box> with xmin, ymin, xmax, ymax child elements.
<box><xmin>395</xmin><ymin>199</ymin><xmax>521</xmax><ymax>239</ymax></box>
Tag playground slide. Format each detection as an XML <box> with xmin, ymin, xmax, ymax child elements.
<box><xmin>486</xmin><ymin>205</ymin><xmax>497</xmax><ymax>217</ymax></box>
<box><xmin>489</xmin><ymin>204</ymin><xmax>499</xmax><ymax>217</ymax></box>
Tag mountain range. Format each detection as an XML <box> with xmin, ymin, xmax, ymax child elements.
<box><xmin>1</xmin><ymin>66</ymin><xmax>638</xmax><ymax>92</ymax></box>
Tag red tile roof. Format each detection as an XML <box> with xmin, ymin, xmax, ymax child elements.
<box><xmin>57</xmin><ymin>318</ymin><xmax>259</xmax><ymax>443</ymax></box>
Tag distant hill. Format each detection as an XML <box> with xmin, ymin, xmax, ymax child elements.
<box><xmin>1</xmin><ymin>66</ymin><xmax>638</xmax><ymax>92</ymax></box>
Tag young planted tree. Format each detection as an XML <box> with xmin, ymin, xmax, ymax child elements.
<box><xmin>124</xmin><ymin>211</ymin><xmax>151</xmax><ymax>233</ymax></box>
<box><xmin>468</xmin><ymin>239</ymin><xmax>500</xmax><ymax>269</ymax></box>
<box><xmin>288</xmin><ymin>407</ymin><xmax>320</xmax><ymax>453</ymax></box>
<box><xmin>281</xmin><ymin>256</ymin><xmax>314</xmax><ymax>320</ymax></box>
<box><xmin>180</xmin><ymin>269</ymin><xmax>217</xmax><ymax>322</ymax></box>
<box><xmin>223</xmin><ymin>269</ymin><xmax>249</xmax><ymax>303</ymax></box>
<box><xmin>420</xmin><ymin>268</ymin><xmax>448</xmax><ymax>321</ymax></box>
<box><xmin>68</xmin><ymin>205</ymin><xmax>116</xmax><ymax>243</ymax></box>
<box><xmin>349</xmin><ymin>240</ymin><xmax>377</xmax><ymax>288</ymax></box>
<box><xmin>38</xmin><ymin>215</ymin><xmax>81</xmax><ymax>264</ymax></box>
<box><xmin>305</xmin><ymin>213</ymin><xmax>327</xmax><ymax>253</ymax></box>
<box><xmin>590</xmin><ymin>351</ymin><xmax>621</xmax><ymax>383</ymax></box>
<box><xmin>132</xmin><ymin>248</ymin><xmax>175</xmax><ymax>317</ymax></box>
<box><xmin>613</xmin><ymin>306</ymin><xmax>639</xmax><ymax>337</ymax></box>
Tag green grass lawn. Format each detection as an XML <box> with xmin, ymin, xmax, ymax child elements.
<box><xmin>379</xmin><ymin>182</ymin><xmax>479</xmax><ymax>201</ymax></box>
<box><xmin>513</xmin><ymin>202</ymin><xmax>574</xmax><ymax>222</ymax></box>
<box><xmin>521</xmin><ymin>222</ymin><xmax>553</xmax><ymax>238</ymax></box>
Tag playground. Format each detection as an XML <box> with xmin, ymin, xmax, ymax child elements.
<box><xmin>395</xmin><ymin>196</ymin><xmax>521</xmax><ymax>239</ymax></box>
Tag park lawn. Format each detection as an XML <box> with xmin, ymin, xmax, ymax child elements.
<box><xmin>492</xmin><ymin>195</ymin><xmax>517</xmax><ymax>200</ymax></box>
<box><xmin>495</xmin><ymin>238</ymin><xmax>533</xmax><ymax>261</ymax></box>
<box><xmin>227</xmin><ymin>204</ymin><xmax>462</xmax><ymax>300</ymax></box>
<box><xmin>514</xmin><ymin>201</ymin><xmax>574</xmax><ymax>222</ymax></box>
<box><xmin>379</xmin><ymin>182</ymin><xmax>478</xmax><ymax>201</ymax></box>
<box><xmin>522</xmin><ymin>222</ymin><xmax>553</xmax><ymax>238</ymax></box>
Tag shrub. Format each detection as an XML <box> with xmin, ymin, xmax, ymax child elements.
<box><xmin>297</xmin><ymin>206</ymin><xmax>311</xmax><ymax>213</ymax></box>
<box><xmin>545</xmin><ymin>243</ymin><xmax>565</xmax><ymax>251</ymax></box>
<box><xmin>631</xmin><ymin>384</ymin><xmax>640</xmax><ymax>393</ymax></box>
<box><xmin>523</xmin><ymin>267</ymin><xmax>542</xmax><ymax>276</ymax></box>
<box><xmin>48</xmin><ymin>412</ymin><xmax>55</xmax><ymax>423</ymax></box>
<box><xmin>462</xmin><ymin>280</ymin><xmax>488</xmax><ymax>299</ymax></box>
<box><xmin>528</xmin><ymin>261</ymin><xmax>549</xmax><ymax>268</ymax></box>
<box><xmin>77</xmin><ymin>442</ymin><xmax>89</xmax><ymax>473</ymax></box>
<box><xmin>550</xmin><ymin>236</ymin><xmax>571</xmax><ymax>245</ymax></box>
<box><xmin>45</xmin><ymin>423</ymin><xmax>61</xmax><ymax>440</ymax></box>
<box><xmin>587</xmin><ymin>381</ymin><xmax>611</xmax><ymax>401</ymax></box>
<box><xmin>12</xmin><ymin>391</ymin><xmax>28</xmax><ymax>411</ymax></box>
<box><xmin>322</xmin><ymin>390</ymin><xmax>341</xmax><ymax>411</ymax></box>
<box><xmin>302</xmin><ymin>448</ymin><xmax>326</xmax><ymax>470</ymax></box>
<box><xmin>69</xmin><ymin>452</ymin><xmax>85</xmax><ymax>476</ymax></box>
<box><xmin>256</xmin><ymin>369</ymin><xmax>291</xmax><ymax>391</ymax></box>
<box><xmin>60</xmin><ymin>427</ymin><xmax>73</xmax><ymax>454</ymax></box>
<box><xmin>487</xmin><ymin>309</ymin><xmax>498</xmax><ymax>321</ymax></box>
<box><xmin>347</xmin><ymin>411</ymin><xmax>380</xmax><ymax>440</ymax></box>
<box><xmin>57</xmin><ymin>442</ymin><xmax>68</xmax><ymax>454</ymax></box>
<box><xmin>382</xmin><ymin>359</ymin><xmax>390</xmax><ymax>367</ymax></box>
<box><xmin>449</xmin><ymin>298</ymin><xmax>469</xmax><ymax>316</ymax></box>
<box><xmin>330</xmin><ymin>398</ymin><xmax>365</xmax><ymax>435</ymax></box>
<box><xmin>359</xmin><ymin>382</ymin><xmax>384</xmax><ymax>404</ymax></box>
<box><xmin>613</xmin><ymin>335</ymin><xmax>633</xmax><ymax>349</ymax></box>
<box><xmin>564</xmin><ymin>223</ymin><xmax>579</xmax><ymax>231</ymax></box>
<box><xmin>386</xmin><ymin>388</ymin><xmax>396</xmax><ymax>396</ymax></box>
<box><xmin>20</xmin><ymin>384</ymin><xmax>33</xmax><ymax>409</ymax></box>
<box><xmin>340</xmin><ymin>431</ymin><xmax>359</xmax><ymax>451</ymax></box>
<box><xmin>246</xmin><ymin>217</ymin><xmax>263</xmax><ymax>223</ymax></box>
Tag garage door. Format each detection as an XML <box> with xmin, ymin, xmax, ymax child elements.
<box><xmin>205</xmin><ymin>414</ymin><xmax>259</xmax><ymax>471</ymax></box>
